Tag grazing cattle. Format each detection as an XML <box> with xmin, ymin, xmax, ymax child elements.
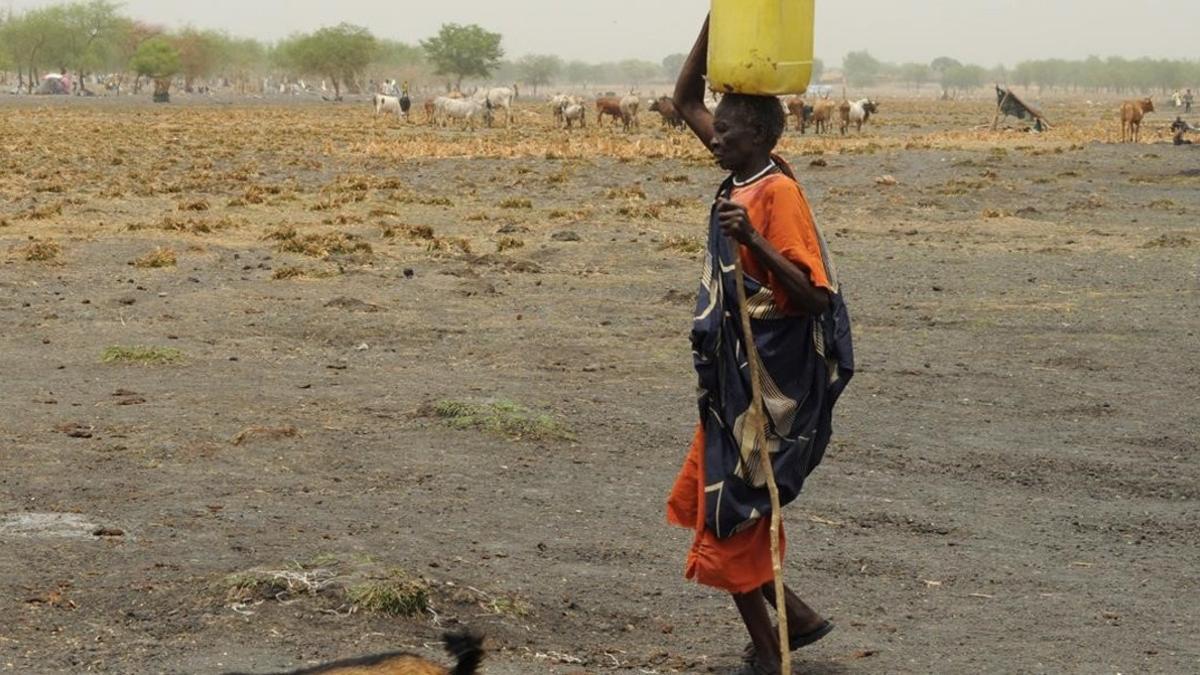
<box><xmin>373</xmin><ymin>94</ymin><xmax>411</xmax><ymax>122</ymax></box>
<box><xmin>595</xmin><ymin>96</ymin><xmax>625</xmax><ymax>126</ymax></box>
<box><xmin>783</xmin><ymin>96</ymin><xmax>813</xmax><ymax>133</ymax></box>
<box><xmin>809</xmin><ymin>99</ymin><xmax>838</xmax><ymax>135</ymax></box>
<box><xmin>1120</xmin><ymin>98</ymin><xmax>1155</xmax><ymax>143</ymax></box>
<box><xmin>839</xmin><ymin>98</ymin><xmax>878</xmax><ymax>135</ymax></box>
<box><xmin>436</xmin><ymin>97</ymin><xmax>493</xmax><ymax>129</ymax></box>
<box><xmin>551</xmin><ymin>94</ymin><xmax>570</xmax><ymax>124</ymax></box>
<box><xmin>650</xmin><ymin>96</ymin><xmax>684</xmax><ymax>129</ymax></box>
<box><xmin>561</xmin><ymin>102</ymin><xmax>586</xmax><ymax>129</ymax></box>
<box><xmin>423</xmin><ymin>98</ymin><xmax>438</xmax><ymax>125</ymax></box>
<box><xmin>619</xmin><ymin>94</ymin><xmax>641</xmax><ymax>130</ymax></box>
<box><xmin>475</xmin><ymin>86</ymin><xmax>517</xmax><ymax>127</ymax></box>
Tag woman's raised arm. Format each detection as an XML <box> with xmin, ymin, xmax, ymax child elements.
<box><xmin>673</xmin><ymin>16</ymin><xmax>716</xmax><ymax>149</ymax></box>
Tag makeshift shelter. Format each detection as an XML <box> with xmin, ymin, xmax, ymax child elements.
<box><xmin>992</xmin><ymin>85</ymin><xmax>1050</xmax><ymax>131</ymax></box>
<box><xmin>36</xmin><ymin>74</ymin><xmax>71</xmax><ymax>95</ymax></box>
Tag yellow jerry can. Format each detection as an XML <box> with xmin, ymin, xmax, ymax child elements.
<box><xmin>708</xmin><ymin>0</ymin><xmax>816</xmax><ymax>96</ymax></box>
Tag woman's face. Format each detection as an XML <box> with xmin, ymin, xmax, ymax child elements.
<box><xmin>710</xmin><ymin>103</ymin><xmax>761</xmax><ymax>172</ymax></box>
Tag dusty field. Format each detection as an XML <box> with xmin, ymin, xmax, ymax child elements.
<box><xmin>1</xmin><ymin>94</ymin><xmax>1198</xmax><ymax>675</ymax></box>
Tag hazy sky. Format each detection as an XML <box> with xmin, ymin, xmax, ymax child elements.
<box><xmin>11</xmin><ymin>0</ymin><xmax>1198</xmax><ymax>65</ymax></box>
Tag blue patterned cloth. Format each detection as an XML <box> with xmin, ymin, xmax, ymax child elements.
<box><xmin>692</xmin><ymin>176</ymin><xmax>855</xmax><ymax>539</ymax></box>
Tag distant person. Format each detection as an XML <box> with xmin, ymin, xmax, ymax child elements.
<box><xmin>1185</xmin><ymin>89</ymin><xmax>1194</xmax><ymax>114</ymax></box>
<box><xmin>1171</xmin><ymin>116</ymin><xmax>1197</xmax><ymax>145</ymax></box>
<box><xmin>666</xmin><ymin>15</ymin><xmax>854</xmax><ymax>675</ymax></box>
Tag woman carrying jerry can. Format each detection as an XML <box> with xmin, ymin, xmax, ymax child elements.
<box><xmin>665</xmin><ymin>8</ymin><xmax>855</xmax><ymax>675</ymax></box>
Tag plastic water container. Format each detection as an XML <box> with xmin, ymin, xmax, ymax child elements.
<box><xmin>708</xmin><ymin>0</ymin><xmax>815</xmax><ymax>96</ymax></box>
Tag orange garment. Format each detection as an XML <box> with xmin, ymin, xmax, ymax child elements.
<box><xmin>666</xmin><ymin>169</ymin><xmax>830</xmax><ymax>594</ymax></box>
<box><xmin>668</xmin><ymin>425</ymin><xmax>785</xmax><ymax>594</ymax></box>
<box><xmin>729</xmin><ymin>172</ymin><xmax>833</xmax><ymax>314</ymax></box>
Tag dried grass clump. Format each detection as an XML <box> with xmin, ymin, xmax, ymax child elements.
<box><xmin>272</xmin><ymin>266</ymin><xmax>337</xmax><ymax>280</ymax></box>
<box><xmin>348</xmin><ymin>573</ymin><xmax>429</xmax><ymax>617</ymax></box>
<box><xmin>273</xmin><ymin>229</ymin><xmax>373</xmax><ymax>258</ymax></box>
<box><xmin>617</xmin><ymin>203</ymin><xmax>663</xmax><ymax>220</ymax></box>
<box><xmin>606</xmin><ymin>185</ymin><xmax>647</xmax><ymax>200</ymax></box>
<box><xmin>499</xmin><ymin>197</ymin><xmax>533</xmax><ymax>209</ymax></box>
<box><xmin>382</xmin><ymin>223</ymin><xmax>435</xmax><ymax>240</ymax></box>
<box><xmin>18</xmin><ymin>238</ymin><xmax>62</xmax><ymax>262</ymax></box>
<box><xmin>496</xmin><ymin>236</ymin><xmax>525</xmax><ymax>253</ymax></box>
<box><xmin>21</xmin><ymin>202</ymin><xmax>63</xmax><ymax>220</ymax></box>
<box><xmin>659</xmin><ymin>235</ymin><xmax>705</xmax><ymax>255</ymax></box>
<box><xmin>177</xmin><ymin>199</ymin><xmax>210</xmax><ymax>212</ymax></box>
<box><xmin>426</xmin><ymin>236</ymin><xmax>473</xmax><ymax>255</ymax></box>
<box><xmin>394</xmin><ymin>193</ymin><xmax>453</xmax><ymax>207</ymax></box>
<box><xmin>133</xmin><ymin>247</ymin><xmax>177</xmax><ymax>268</ymax></box>
<box><xmin>231</xmin><ymin>426</ymin><xmax>300</xmax><ymax>445</ymax></box>
<box><xmin>223</xmin><ymin>566</ymin><xmax>339</xmax><ymax>605</ymax></box>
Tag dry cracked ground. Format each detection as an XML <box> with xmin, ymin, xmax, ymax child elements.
<box><xmin>0</xmin><ymin>95</ymin><xmax>1197</xmax><ymax>674</ymax></box>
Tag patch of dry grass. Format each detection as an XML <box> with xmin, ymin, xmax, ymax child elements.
<box><xmin>231</xmin><ymin>426</ymin><xmax>300</xmax><ymax>445</ymax></box>
<box><xmin>17</xmin><ymin>238</ymin><xmax>62</xmax><ymax>262</ymax></box>
<box><xmin>496</xmin><ymin>236</ymin><xmax>525</xmax><ymax>252</ymax></box>
<box><xmin>133</xmin><ymin>247</ymin><xmax>178</xmax><ymax>268</ymax></box>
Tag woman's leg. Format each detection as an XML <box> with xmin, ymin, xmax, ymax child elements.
<box><xmin>760</xmin><ymin>582</ymin><xmax>828</xmax><ymax>637</ymax></box>
<box><xmin>733</xmin><ymin>589</ymin><xmax>781</xmax><ymax>673</ymax></box>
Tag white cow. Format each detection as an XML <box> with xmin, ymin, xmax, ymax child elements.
<box><xmin>436</xmin><ymin>97</ymin><xmax>492</xmax><ymax>129</ymax></box>
<box><xmin>619</xmin><ymin>93</ymin><xmax>641</xmax><ymax>130</ymax></box>
<box><xmin>550</xmin><ymin>94</ymin><xmax>570</xmax><ymax>124</ymax></box>
<box><xmin>561</xmin><ymin>102</ymin><xmax>586</xmax><ymax>129</ymax></box>
<box><xmin>374</xmin><ymin>94</ymin><xmax>404</xmax><ymax>121</ymax></box>
<box><xmin>476</xmin><ymin>86</ymin><xmax>518</xmax><ymax>127</ymax></box>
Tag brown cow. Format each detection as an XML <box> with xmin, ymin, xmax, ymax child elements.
<box><xmin>649</xmin><ymin>96</ymin><xmax>684</xmax><ymax>129</ymax></box>
<box><xmin>809</xmin><ymin>99</ymin><xmax>838</xmax><ymax>135</ymax></box>
<box><xmin>1121</xmin><ymin>98</ymin><xmax>1155</xmax><ymax>143</ymax></box>
<box><xmin>784</xmin><ymin>96</ymin><xmax>812</xmax><ymax>133</ymax></box>
<box><xmin>595</xmin><ymin>96</ymin><xmax>625</xmax><ymax>127</ymax></box>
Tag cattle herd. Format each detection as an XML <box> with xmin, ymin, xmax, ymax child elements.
<box><xmin>372</xmin><ymin>86</ymin><xmax>890</xmax><ymax>138</ymax></box>
<box><xmin>367</xmin><ymin>83</ymin><xmax>1187</xmax><ymax>145</ymax></box>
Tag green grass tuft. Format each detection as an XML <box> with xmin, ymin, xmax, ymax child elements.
<box><xmin>348</xmin><ymin>573</ymin><xmax>429</xmax><ymax>617</ymax></box>
<box><xmin>102</xmin><ymin>345</ymin><xmax>184</xmax><ymax>364</ymax></box>
<box><xmin>428</xmin><ymin>399</ymin><xmax>573</xmax><ymax>441</ymax></box>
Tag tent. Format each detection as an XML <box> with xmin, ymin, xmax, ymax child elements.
<box><xmin>992</xmin><ymin>85</ymin><xmax>1050</xmax><ymax>131</ymax></box>
<box><xmin>36</xmin><ymin>74</ymin><xmax>71</xmax><ymax>95</ymax></box>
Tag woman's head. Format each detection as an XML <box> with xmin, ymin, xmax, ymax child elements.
<box><xmin>711</xmin><ymin>94</ymin><xmax>786</xmax><ymax>172</ymax></box>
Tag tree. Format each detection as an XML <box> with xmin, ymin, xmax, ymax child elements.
<box><xmin>130</xmin><ymin>36</ymin><xmax>180</xmax><ymax>101</ymax></box>
<box><xmin>420</xmin><ymin>23</ymin><xmax>503</xmax><ymax>91</ymax></box>
<box><xmin>111</xmin><ymin>19</ymin><xmax>162</xmax><ymax>93</ymax></box>
<box><xmin>941</xmin><ymin>63</ymin><xmax>986</xmax><ymax>94</ymax></box>
<box><xmin>217</xmin><ymin>35</ymin><xmax>266</xmax><ymax>94</ymax></box>
<box><xmin>662</xmin><ymin>53</ymin><xmax>686</xmax><ymax>82</ymax></box>
<box><xmin>4</xmin><ymin>8</ymin><xmax>65</xmax><ymax>93</ymax></box>
<box><xmin>898</xmin><ymin>62</ymin><xmax>930</xmax><ymax>90</ymax></box>
<box><xmin>618</xmin><ymin>59</ymin><xmax>660</xmax><ymax>87</ymax></box>
<box><xmin>57</xmin><ymin>0</ymin><xmax>122</xmax><ymax>93</ymax></box>
<box><xmin>517</xmin><ymin>54</ymin><xmax>561</xmax><ymax>94</ymax></box>
<box><xmin>930</xmin><ymin>56</ymin><xmax>962</xmax><ymax>75</ymax></box>
<box><xmin>276</xmin><ymin>24</ymin><xmax>377</xmax><ymax>98</ymax></box>
<box><xmin>843</xmin><ymin>50</ymin><xmax>883</xmax><ymax>87</ymax></box>
<box><xmin>172</xmin><ymin>28</ymin><xmax>223</xmax><ymax>91</ymax></box>
<box><xmin>564</xmin><ymin>60</ymin><xmax>596</xmax><ymax>87</ymax></box>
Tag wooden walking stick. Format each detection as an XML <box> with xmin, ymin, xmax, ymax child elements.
<box><xmin>731</xmin><ymin>252</ymin><xmax>791</xmax><ymax>675</ymax></box>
